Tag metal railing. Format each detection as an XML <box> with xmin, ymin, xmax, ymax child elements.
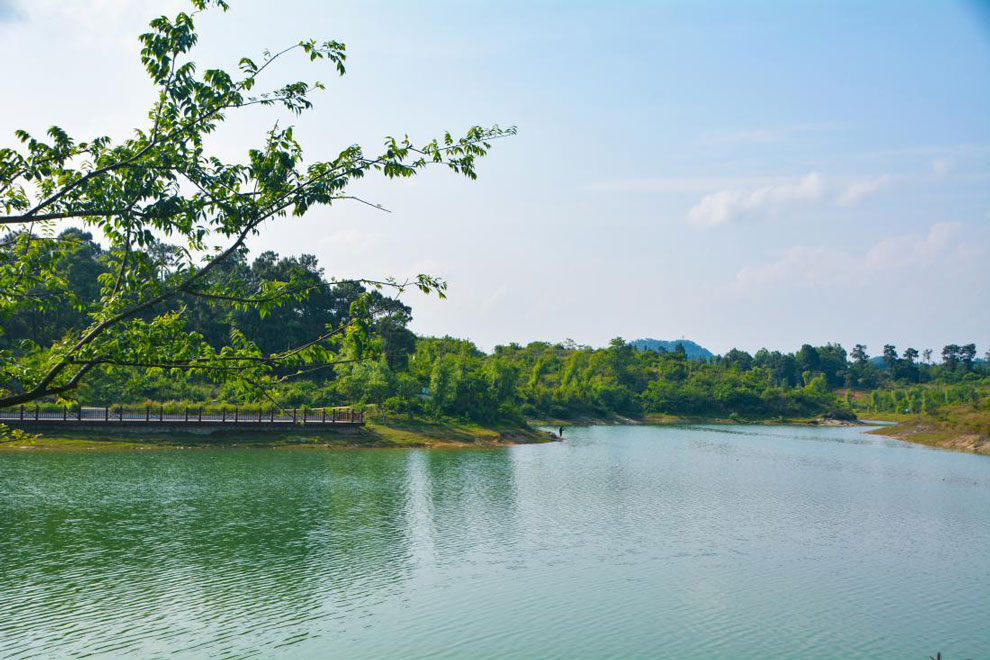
<box><xmin>0</xmin><ymin>405</ymin><xmax>363</xmax><ymax>425</ymax></box>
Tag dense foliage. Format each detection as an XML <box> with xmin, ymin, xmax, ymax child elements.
<box><xmin>5</xmin><ymin>227</ymin><xmax>988</xmax><ymax>428</ymax></box>
<box><xmin>850</xmin><ymin>383</ymin><xmax>990</xmax><ymax>416</ymax></box>
<box><xmin>0</xmin><ymin>0</ymin><xmax>510</xmax><ymax>408</ymax></box>
<box><xmin>343</xmin><ymin>338</ymin><xmax>988</xmax><ymax>423</ymax></box>
<box><xmin>5</xmin><ymin>230</ymin><xmax>988</xmax><ymax>424</ymax></box>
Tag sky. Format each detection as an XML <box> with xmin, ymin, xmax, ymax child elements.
<box><xmin>1</xmin><ymin>0</ymin><xmax>988</xmax><ymax>356</ymax></box>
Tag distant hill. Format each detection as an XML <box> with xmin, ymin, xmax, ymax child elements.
<box><xmin>631</xmin><ymin>338</ymin><xmax>714</xmax><ymax>362</ymax></box>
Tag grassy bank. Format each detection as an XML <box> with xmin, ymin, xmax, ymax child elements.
<box><xmin>0</xmin><ymin>414</ymin><xmax>556</xmax><ymax>451</ymax></box>
<box><xmin>865</xmin><ymin>406</ymin><xmax>990</xmax><ymax>455</ymax></box>
<box><xmin>365</xmin><ymin>416</ymin><xmax>554</xmax><ymax>447</ymax></box>
<box><xmin>531</xmin><ymin>411</ymin><xmax>855</xmax><ymax>428</ymax></box>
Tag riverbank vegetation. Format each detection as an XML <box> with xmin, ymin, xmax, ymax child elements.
<box><xmin>0</xmin><ymin>238</ymin><xmax>840</xmax><ymax>422</ymax></box>
<box><xmin>0</xmin><ymin>413</ymin><xmax>554</xmax><ymax>450</ymax></box>
<box><xmin>845</xmin><ymin>371</ymin><xmax>990</xmax><ymax>453</ymax></box>
<box><xmin>0</xmin><ymin>0</ymin><xmax>510</xmax><ymax>412</ymax></box>
<box><xmin>864</xmin><ymin>406</ymin><xmax>990</xmax><ymax>455</ymax></box>
<box><xmin>2</xmin><ymin>1</ymin><xmax>986</xmax><ymax>455</ymax></box>
<box><xmin>4</xmin><ymin>231</ymin><xmax>989</xmax><ymax>450</ymax></box>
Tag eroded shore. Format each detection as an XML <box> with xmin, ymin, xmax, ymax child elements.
<box><xmin>0</xmin><ymin>416</ymin><xmax>559</xmax><ymax>451</ymax></box>
<box><xmin>7</xmin><ymin>411</ymin><xmax>988</xmax><ymax>456</ymax></box>
<box><xmin>868</xmin><ymin>420</ymin><xmax>990</xmax><ymax>455</ymax></box>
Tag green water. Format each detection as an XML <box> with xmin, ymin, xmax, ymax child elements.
<box><xmin>2</xmin><ymin>424</ymin><xmax>988</xmax><ymax>659</ymax></box>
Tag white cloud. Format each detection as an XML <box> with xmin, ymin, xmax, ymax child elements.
<box><xmin>731</xmin><ymin>245</ymin><xmax>855</xmax><ymax>290</ymax></box>
<box><xmin>932</xmin><ymin>158</ymin><xmax>952</xmax><ymax>177</ymax></box>
<box><xmin>864</xmin><ymin>221</ymin><xmax>963</xmax><ymax>270</ymax></box>
<box><xmin>685</xmin><ymin>172</ymin><xmax>895</xmax><ymax>226</ymax></box>
<box><xmin>836</xmin><ymin>175</ymin><xmax>890</xmax><ymax>206</ymax></box>
<box><xmin>730</xmin><ymin>221</ymin><xmax>970</xmax><ymax>292</ymax></box>
<box><xmin>687</xmin><ymin>172</ymin><xmax>824</xmax><ymax>227</ymax></box>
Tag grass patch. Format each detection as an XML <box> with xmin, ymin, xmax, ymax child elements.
<box><xmin>365</xmin><ymin>414</ymin><xmax>553</xmax><ymax>447</ymax></box>
<box><xmin>867</xmin><ymin>406</ymin><xmax>990</xmax><ymax>455</ymax></box>
<box><xmin>0</xmin><ymin>415</ymin><xmax>555</xmax><ymax>451</ymax></box>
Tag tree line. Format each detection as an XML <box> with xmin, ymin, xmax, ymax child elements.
<box><xmin>5</xmin><ymin>2</ymin><xmax>981</xmax><ymax>427</ymax></box>
<box><xmin>0</xmin><ymin>0</ymin><xmax>508</xmax><ymax>411</ymax></box>
<box><xmin>9</xmin><ymin>233</ymin><xmax>987</xmax><ymax>423</ymax></box>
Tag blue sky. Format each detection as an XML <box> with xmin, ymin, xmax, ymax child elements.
<box><xmin>1</xmin><ymin>0</ymin><xmax>988</xmax><ymax>356</ymax></box>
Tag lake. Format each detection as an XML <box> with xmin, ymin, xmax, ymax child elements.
<box><xmin>2</xmin><ymin>424</ymin><xmax>988</xmax><ymax>659</ymax></box>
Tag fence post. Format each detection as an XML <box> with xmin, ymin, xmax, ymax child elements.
<box><xmin>322</xmin><ymin>408</ymin><xmax>326</xmax><ymax>423</ymax></box>
<box><xmin>146</xmin><ymin>405</ymin><xmax>150</xmax><ymax>422</ymax></box>
<box><xmin>303</xmin><ymin>408</ymin><xmax>307</xmax><ymax>424</ymax></box>
<box><xmin>35</xmin><ymin>405</ymin><xmax>39</xmax><ymax>421</ymax></box>
<box><xmin>20</xmin><ymin>404</ymin><xmax>24</xmax><ymax>421</ymax></box>
<box><xmin>185</xmin><ymin>406</ymin><xmax>189</xmax><ymax>423</ymax></box>
<box><xmin>105</xmin><ymin>406</ymin><xmax>109</xmax><ymax>421</ymax></box>
<box><xmin>63</xmin><ymin>405</ymin><xmax>67</xmax><ymax>421</ymax></box>
<box><xmin>160</xmin><ymin>405</ymin><xmax>164</xmax><ymax>422</ymax></box>
<box><xmin>270</xmin><ymin>406</ymin><xmax>274</xmax><ymax>423</ymax></box>
<box><xmin>258</xmin><ymin>407</ymin><xmax>262</xmax><ymax>423</ymax></box>
<box><xmin>119</xmin><ymin>406</ymin><xmax>123</xmax><ymax>421</ymax></box>
<box><xmin>234</xmin><ymin>406</ymin><xmax>238</xmax><ymax>423</ymax></box>
<box><xmin>78</xmin><ymin>405</ymin><xmax>82</xmax><ymax>421</ymax></box>
<box><xmin>293</xmin><ymin>408</ymin><xmax>297</xmax><ymax>423</ymax></box>
<box><xmin>222</xmin><ymin>407</ymin><xmax>226</xmax><ymax>423</ymax></box>
<box><xmin>199</xmin><ymin>406</ymin><xmax>203</xmax><ymax>422</ymax></box>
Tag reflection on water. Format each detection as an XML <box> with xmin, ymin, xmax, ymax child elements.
<box><xmin>2</xmin><ymin>426</ymin><xmax>989</xmax><ymax>659</ymax></box>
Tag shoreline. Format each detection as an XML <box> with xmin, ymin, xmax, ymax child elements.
<box><xmin>866</xmin><ymin>420</ymin><xmax>990</xmax><ymax>456</ymax></box>
<box><xmin>531</xmin><ymin>413</ymin><xmax>862</xmax><ymax>429</ymax></box>
<box><xmin>851</xmin><ymin>407</ymin><xmax>990</xmax><ymax>456</ymax></box>
<box><xmin>9</xmin><ymin>411</ymin><xmax>987</xmax><ymax>456</ymax></box>
<box><xmin>0</xmin><ymin>416</ymin><xmax>560</xmax><ymax>452</ymax></box>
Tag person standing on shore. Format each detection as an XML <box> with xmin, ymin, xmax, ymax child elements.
<box><xmin>558</xmin><ymin>426</ymin><xmax>564</xmax><ymax>438</ymax></box>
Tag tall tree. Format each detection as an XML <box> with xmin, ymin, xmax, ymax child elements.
<box><xmin>0</xmin><ymin>1</ymin><xmax>512</xmax><ymax>408</ymax></box>
<box><xmin>816</xmin><ymin>343</ymin><xmax>848</xmax><ymax>388</ymax></box>
<box><xmin>898</xmin><ymin>347</ymin><xmax>920</xmax><ymax>383</ymax></box>
<box><xmin>882</xmin><ymin>344</ymin><xmax>898</xmax><ymax>369</ymax></box>
<box><xmin>796</xmin><ymin>344</ymin><xmax>820</xmax><ymax>374</ymax></box>
<box><xmin>941</xmin><ymin>344</ymin><xmax>961</xmax><ymax>372</ymax></box>
<box><xmin>959</xmin><ymin>344</ymin><xmax>977</xmax><ymax>372</ymax></box>
<box><xmin>722</xmin><ymin>348</ymin><xmax>754</xmax><ymax>372</ymax></box>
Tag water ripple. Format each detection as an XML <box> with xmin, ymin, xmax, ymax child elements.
<box><xmin>2</xmin><ymin>426</ymin><xmax>989</xmax><ymax>658</ymax></box>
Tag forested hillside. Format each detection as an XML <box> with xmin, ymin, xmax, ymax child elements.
<box><xmin>3</xmin><ymin>233</ymin><xmax>988</xmax><ymax>425</ymax></box>
<box><xmin>630</xmin><ymin>338</ymin><xmax>714</xmax><ymax>362</ymax></box>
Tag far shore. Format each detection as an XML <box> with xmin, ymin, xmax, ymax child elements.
<box><xmin>537</xmin><ymin>412</ymin><xmax>988</xmax><ymax>457</ymax></box>
<box><xmin>5</xmin><ymin>410</ymin><xmax>987</xmax><ymax>456</ymax></box>
<box><xmin>2</xmin><ymin>412</ymin><xmax>855</xmax><ymax>452</ymax></box>
<box><xmin>531</xmin><ymin>412</ymin><xmax>863</xmax><ymax>429</ymax></box>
